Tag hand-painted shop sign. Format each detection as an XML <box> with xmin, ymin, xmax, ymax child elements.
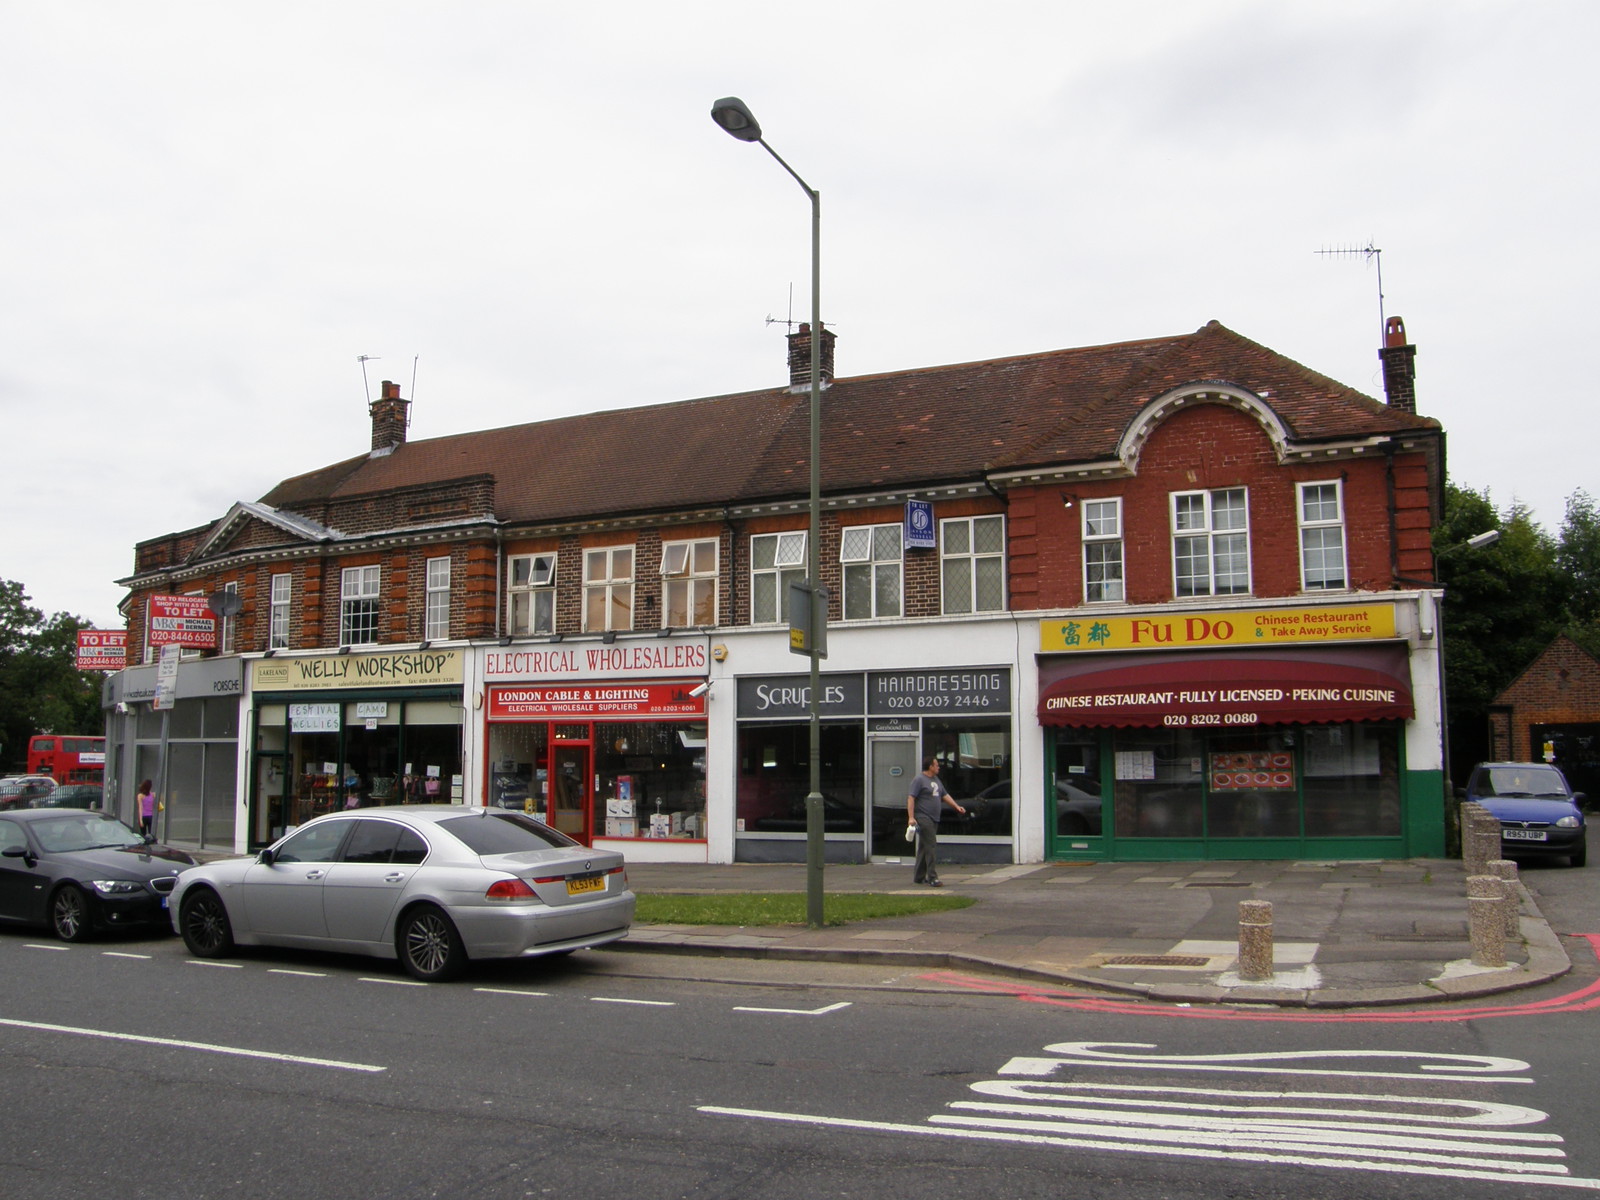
<box><xmin>76</xmin><ymin>630</ymin><xmax>127</xmax><ymax>671</ymax></box>
<box><xmin>148</xmin><ymin>595</ymin><xmax>218</xmax><ymax>648</ymax></box>
<box><xmin>866</xmin><ymin>668</ymin><xmax>1010</xmax><ymax>715</ymax></box>
<box><xmin>1039</xmin><ymin>602</ymin><xmax>1397</xmax><ymax>653</ymax></box>
<box><xmin>484</xmin><ymin>642</ymin><xmax>707</xmax><ymax>682</ymax></box>
<box><xmin>1036</xmin><ymin>648</ymin><xmax>1414</xmax><ymax>729</ymax></box>
<box><xmin>488</xmin><ymin>682</ymin><xmax>706</xmax><ymax>720</ymax></box>
<box><xmin>252</xmin><ymin>649</ymin><xmax>463</xmax><ymax>692</ymax></box>
<box><xmin>736</xmin><ymin>673</ymin><xmax>865</xmax><ymax>719</ymax></box>
<box><xmin>289</xmin><ymin>702</ymin><xmax>340</xmax><ymax>732</ymax></box>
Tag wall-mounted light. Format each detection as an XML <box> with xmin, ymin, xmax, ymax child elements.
<box><xmin>655</xmin><ymin>627</ymin><xmax>672</xmax><ymax>638</ymax></box>
<box><xmin>1059</xmin><ymin>492</ymin><xmax>1076</xmax><ymax>509</ymax></box>
<box><xmin>263</xmin><ymin>649</ymin><xmax>277</xmax><ymax>658</ymax></box>
<box><xmin>602</xmin><ymin>631</ymin><xmax>617</xmax><ymax>644</ymax></box>
<box><xmin>547</xmin><ymin>633</ymin><xmax>564</xmax><ymax>644</ymax></box>
<box><xmin>497</xmin><ymin>635</ymin><xmax>512</xmax><ymax>647</ymax></box>
<box><xmin>418</xmin><ymin>640</ymin><xmax>431</xmax><ymax>651</ymax></box>
<box><xmin>338</xmin><ymin>645</ymin><xmax>352</xmax><ymax>655</ymax></box>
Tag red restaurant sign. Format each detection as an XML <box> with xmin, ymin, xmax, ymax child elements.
<box><xmin>76</xmin><ymin>630</ymin><xmax>127</xmax><ymax>671</ymax></box>
<box><xmin>488</xmin><ymin>681</ymin><xmax>707</xmax><ymax>720</ymax></box>
<box><xmin>147</xmin><ymin>595</ymin><xmax>218</xmax><ymax>649</ymax></box>
<box><xmin>1037</xmin><ymin>648</ymin><xmax>1414</xmax><ymax>729</ymax></box>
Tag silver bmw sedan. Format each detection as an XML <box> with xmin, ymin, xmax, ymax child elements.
<box><xmin>171</xmin><ymin>805</ymin><xmax>634</xmax><ymax>981</ymax></box>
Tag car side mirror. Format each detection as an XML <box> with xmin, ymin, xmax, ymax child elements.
<box><xmin>257</xmin><ymin>847</ymin><xmax>277</xmax><ymax>866</ymax></box>
<box><xmin>1574</xmin><ymin>792</ymin><xmax>1589</xmax><ymax>811</ymax></box>
<box><xmin>2</xmin><ymin>845</ymin><xmax>27</xmax><ymax>859</ymax></box>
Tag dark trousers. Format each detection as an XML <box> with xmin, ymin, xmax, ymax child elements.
<box><xmin>913</xmin><ymin>814</ymin><xmax>939</xmax><ymax>882</ymax></box>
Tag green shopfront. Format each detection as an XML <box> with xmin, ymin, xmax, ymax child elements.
<box><xmin>1036</xmin><ymin>601</ymin><xmax>1447</xmax><ymax>862</ymax></box>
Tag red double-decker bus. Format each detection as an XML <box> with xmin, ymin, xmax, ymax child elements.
<box><xmin>27</xmin><ymin>734</ymin><xmax>106</xmax><ymax>784</ymax></box>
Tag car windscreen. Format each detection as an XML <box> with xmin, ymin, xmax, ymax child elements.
<box><xmin>437</xmin><ymin>811</ymin><xmax>580</xmax><ymax>855</ymax></box>
<box><xmin>31</xmin><ymin>814</ymin><xmax>144</xmax><ymax>853</ymax></box>
<box><xmin>1482</xmin><ymin>767</ymin><xmax>1570</xmax><ymax>798</ymax></box>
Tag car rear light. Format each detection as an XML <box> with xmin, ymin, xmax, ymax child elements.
<box><xmin>485</xmin><ymin>877</ymin><xmax>540</xmax><ymax>901</ymax></box>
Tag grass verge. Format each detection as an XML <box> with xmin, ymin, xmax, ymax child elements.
<box><xmin>635</xmin><ymin>891</ymin><xmax>974</xmax><ymax>927</ymax></box>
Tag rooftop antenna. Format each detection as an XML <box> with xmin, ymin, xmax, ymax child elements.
<box><xmin>764</xmin><ymin>283</ymin><xmax>799</xmax><ymax>333</ymax></box>
<box><xmin>1315</xmin><ymin>242</ymin><xmax>1385</xmax><ymax>342</ymax></box>
<box><xmin>408</xmin><ymin>356</ymin><xmax>418</xmax><ymax>430</ymax></box>
<box><xmin>357</xmin><ymin>354</ymin><xmax>381</xmax><ymax>404</ymax></box>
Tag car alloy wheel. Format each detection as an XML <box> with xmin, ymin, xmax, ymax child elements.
<box><xmin>398</xmin><ymin>905</ymin><xmax>465</xmax><ymax>982</ymax></box>
<box><xmin>51</xmin><ymin>885</ymin><xmax>90</xmax><ymax>942</ymax></box>
<box><xmin>180</xmin><ymin>889</ymin><xmax>235</xmax><ymax>958</ymax></box>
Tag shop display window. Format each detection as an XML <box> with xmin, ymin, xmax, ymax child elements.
<box><xmin>1111</xmin><ymin>729</ymin><xmax>1205</xmax><ymax>838</ymax></box>
<box><xmin>924</xmin><ymin>717</ymin><xmax>1011</xmax><ymax>835</ymax></box>
<box><xmin>593</xmin><ymin>722</ymin><xmax>707</xmax><ymax>839</ymax></box>
<box><xmin>737</xmin><ymin>721</ymin><xmax>864</xmax><ymax>834</ymax></box>
<box><xmin>1302</xmin><ymin>723</ymin><xmax>1400</xmax><ymax>836</ymax></box>
<box><xmin>1205</xmin><ymin>731</ymin><xmax>1301</xmax><ymax>838</ymax></box>
<box><xmin>487</xmin><ymin>723</ymin><xmax>549</xmax><ymax>816</ymax></box>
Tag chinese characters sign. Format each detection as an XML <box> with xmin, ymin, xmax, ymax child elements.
<box><xmin>1040</xmin><ymin>603</ymin><xmax>1397</xmax><ymax>653</ymax></box>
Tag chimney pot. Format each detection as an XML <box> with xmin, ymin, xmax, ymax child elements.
<box><xmin>786</xmin><ymin>322</ymin><xmax>836</xmax><ymax>393</ymax></box>
<box><xmin>369</xmin><ymin>381</ymin><xmax>410</xmax><ymax>455</ymax></box>
<box><xmin>1378</xmin><ymin>315</ymin><xmax>1417</xmax><ymax>414</ymax></box>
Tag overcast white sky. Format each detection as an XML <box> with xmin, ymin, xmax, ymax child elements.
<box><xmin>3</xmin><ymin>1</ymin><xmax>1594</xmax><ymax>628</ymax></box>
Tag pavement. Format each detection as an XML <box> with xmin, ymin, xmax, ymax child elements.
<box><xmin>612</xmin><ymin>857</ymin><xmax>1574</xmax><ymax>1008</ymax></box>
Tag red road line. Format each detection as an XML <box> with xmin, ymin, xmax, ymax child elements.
<box><xmin>924</xmin><ymin>934</ymin><xmax>1600</xmax><ymax>1023</ymax></box>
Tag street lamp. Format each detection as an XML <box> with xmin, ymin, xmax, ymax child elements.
<box><xmin>711</xmin><ymin>96</ymin><xmax>827</xmax><ymax>928</ymax></box>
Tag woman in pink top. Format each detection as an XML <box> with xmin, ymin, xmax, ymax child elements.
<box><xmin>137</xmin><ymin>779</ymin><xmax>156</xmax><ymax>837</ymax></box>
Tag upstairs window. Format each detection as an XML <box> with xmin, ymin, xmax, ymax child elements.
<box><xmin>219</xmin><ymin>580</ymin><xmax>239</xmax><ymax>653</ymax></box>
<box><xmin>841</xmin><ymin>523</ymin><xmax>902</xmax><ymax>620</ymax></box>
<box><xmin>661</xmin><ymin>538</ymin><xmax>718</xmax><ymax>628</ymax></box>
<box><xmin>941</xmin><ymin>515</ymin><xmax>1005</xmax><ymax>614</ymax></box>
<box><xmin>751</xmin><ymin>531</ymin><xmax>806</xmax><ymax>624</ymax></box>
<box><xmin>1298</xmin><ymin>481</ymin><xmax>1348</xmax><ymax>590</ymax></box>
<box><xmin>1082</xmin><ymin>499</ymin><xmax>1125</xmax><ymax>603</ymax></box>
<box><xmin>508</xmin><ymin>554</ymin><xmax>557</xmax><ymax>636</ymax></box>
<box><xmin>340</xmin><ymin>565</ymin><xmax>381</xmax><ymax>646</ymax></box>
<box><xmin>270</xmin><ymin>573</ymin><xmax>291</xmax><ymax>649</ymax></box>
<box><xmin>584</xmin><ymin>546</ymin><xmax>634</xmax><ymax>633</ymax></box>
<box><xmin>424</xmin><ymin>557</ymin><xmax>451</xmax><ymax>640</ymax></box>
<box><xmin>1172</xmin><ymin>488</ymin><xmax>1250</xmax><ymax>597</ymax></box>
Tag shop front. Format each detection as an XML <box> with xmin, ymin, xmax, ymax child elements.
<box><xmin>1036</xmin><ymin>601</ymin><xmax>1444</xmax><ymax>861</ymax></box>
<box><xmin>246</xmin><ymin>648</ymin><xmax>465</xmax><ymax>848</ymax></box>
<box><xmin>734</xmin><ymin>667</ymin><xmax>1015</xmax><ymax>864</ymax></box>
<box><xmin>482</xmin><ymin>642</ymin><xmax>709</xmax><ymax>860</ymax></box>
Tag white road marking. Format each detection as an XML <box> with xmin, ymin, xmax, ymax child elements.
<box><xmin>359</xmin><ymin>977</ymin><xmax>426</xmax><ymax>987</ymax></box>
<box><xmin>24</xmin><ymin>944</ymin><xmax>68</xmax><ymax>952</ymax></box>
<box><xmin>0</xmin><ymin>1017</ymin><xmax>385</xmax><ymax>1073</ymax></box>
<box><xmin>268</xmin><ymin>969</ymin><xmax>328</xmax><ymax>977</ymax></box>
<box><xmin>732</xmin><ymin>1001</ymin><xmax>852</xmax><ymax>1016</ymax></box>
<box><xmin>474</xmin><ymin>988</ymin><xmax>551</xmax><ymax>998</ymax></box>
<box><xmin>101</xmin><ymin>952</ymin><xmax>152</xmax><ymax>959</ymax></box>
<box><xmin>185</xmin><ymin>960</ymin><xmax>243</xmax><ymax>969</ymax></box>
<box><xmin>592</xmin><ymin>996</ymin><xmax>675</xmax><ymax>1007</ymax></box>
<box><xmin>1007</xmin><ymin>1043</ymin><xmax>1533</xmax><ymax>1084</ymax></box>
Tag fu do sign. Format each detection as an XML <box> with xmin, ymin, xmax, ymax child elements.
<box><xmin>147</xmin><ymin>595</ymin><xmax>218</xmax><ymax>649</ymax></box>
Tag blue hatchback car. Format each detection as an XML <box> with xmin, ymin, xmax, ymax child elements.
<box><xmin>1463</xmin><ymin>762</ymin><xmax>1587</xmax><ymax>867</ymax></box>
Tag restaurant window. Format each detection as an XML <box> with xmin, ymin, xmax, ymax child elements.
<box><xmin>270</xmin><ymin>573</ymin><xmax>291</xmax><ymax>649</ymax></box>
<box><xmin>841</xmin><ymin>523</ymin><xmax>902</xmax><ymax>620</ymax></box>
<box><xmin>508</xmin><ymin>553</ymin><xmax>557</xmax><ymax>636</ymax></box>
<box><xmin>1298</xmin><ymin>481</ymin><xmax>1348</xmax><ymax>591</ymax></box>
<box><xmin>1172</xmin><ymin>487</ymin><xmax>1250</xmax><ymax>597</ymax></box>
<box><xmin>1051</xmin><ymin>730</ymin><xmax>1103</xmax><ymax>838</ymax></box>
<box><xmin>583</xmin><ymin>546</ymin><xmax>634</xmax><ymax>633</ymax></box>
<box><xmin>751</xmin><ymin>532</ymin><xmax>805</xmax><ymax>624</ymax></box>
<box><xmin>661</xmin><ymin>538</ymin><xmax>718</xmax><ymax>628</ymax></box>
<box><xmin>424</xmin><ymin>557</ymin><xmax>451</xmax><ymax>641</ymax></box>
<box><xmin>1110</xmin><ymin>728</ymin><xmax>1205</xmax><ymax>838</ymax></box>
<box><xmin>340</xmin><ymin>565</ymin><xmax>381</xmax><ymax>646</ymax></box>
<box><xmin>1082</xmin><ymin>498</ymin><xmax>1124</xmax><ymax>603</ymax></box>
<box><xmin>941</xmin><ymin>515</ymin><xmax>1005</xmax><ymax>614</ymax></box>
<box><xmin>1302</xmin><ymin>723</ymin><xmax>1400</xmax><ymax>836</ymax></box>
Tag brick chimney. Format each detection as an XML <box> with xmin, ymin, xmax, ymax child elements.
<box><xmin>1379</xmin><ymin>316</ymin><xmax>1417</xmax><ymax>414</ymax></box>
<box><xmin>369</xmin><ymin>380</ymin><xmax>410</xmax><ymax>456</ymax></box>
<box><xmin>786</xmin><ymin>323</ymin><xmax>836</xmax><ymax>393</ymax></box>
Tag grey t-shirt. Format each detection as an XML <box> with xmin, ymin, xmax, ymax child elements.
<box><xmin>908</xmin><ymin>772</ymin><xmax>947</xmax><ymax>823</ymax></box>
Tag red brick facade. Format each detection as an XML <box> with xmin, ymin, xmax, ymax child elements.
<box><xmin>1488</xmin><ymin>636</ymin><xmax>1600</xmax><ymax>761</ymax></box>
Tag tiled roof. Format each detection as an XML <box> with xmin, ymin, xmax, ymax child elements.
<box><xmin>258</xmin><ymin>321</ymin><xmax>1439</xmax><ymax>526</ymax></box>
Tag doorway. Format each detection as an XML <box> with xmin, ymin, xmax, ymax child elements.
<box><xmin>550</xmin><ymin>743</ymin><xmax>591</xmax><ymax>841</ymax></box>
<box><xmin>868</xmin><ymin>738</ymin><xmax>919</xmax><ymax>859</ymax></box>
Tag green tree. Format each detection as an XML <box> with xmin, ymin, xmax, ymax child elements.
<box><xmin>0</xmin><ymin>579</ymin><xmax>103</xmax><ymax>773</ymax></box>
<box><xmin>1556</xmin><ymin>489</ymin><xmax>1600</xmax><ymax>656</ymax></box>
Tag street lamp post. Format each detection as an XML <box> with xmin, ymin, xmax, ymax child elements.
<box><xmin>711</xmin><ymin>97</ymin><xmax>827</xmax><ymax>928</ymax></box>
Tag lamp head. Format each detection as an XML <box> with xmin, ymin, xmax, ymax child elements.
<box><xmin>710</xmin><ymin>97</ymin><xmax>762</xmax><ymax>142</ymax></box>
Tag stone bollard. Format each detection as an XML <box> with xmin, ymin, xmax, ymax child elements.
<box><xmin>1459</xmin><ymin>803</ymin><xmax>1486</xmax><ymax>872</ymax></box>
<box><xmin>1237</xmin><ymin>899</ymin><xmax>1274</xmax><ymax>982</ymax></box>
<box><xmin>1488</xmin><ymin>859</ymin><xmax>1521</xmax><ymax>940</ymax></box>
<box><xmin>1465</xmin><ymin>811</ymin><xmax>1501</xmax><ymax>875</ymax></box>
<box><xmin>1467</xmin><ymin>874</ymin><xmax>1507</xmax><ymax>968</ymax></box>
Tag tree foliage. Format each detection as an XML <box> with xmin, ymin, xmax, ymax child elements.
<box><xmin>0</xmin><ymin>579</ymin><xmax>103</xmax><ymax>772</ymax></box>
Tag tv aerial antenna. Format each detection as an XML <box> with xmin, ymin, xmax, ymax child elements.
<box><xmin>765</xmin><ymin>283</ymin><xmax>799</xmax><ymax>333</ymax></box>
<box><xmin>1315</xmin><ymin>242</ymin><xmax>1385</xmax><ymax>342</ymax></box>
<box><xmin>357</xmin><ymin>354</ymin><xmax>380</xmax><ymax>404</ymax></box>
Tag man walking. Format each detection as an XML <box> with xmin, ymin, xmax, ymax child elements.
<box><xmin>907</xmin><ymin>756</ymin><xmax>965</xmax><ymax>886</ymax></box>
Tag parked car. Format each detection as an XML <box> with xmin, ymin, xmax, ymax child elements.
<box><xmin>31</xmin><ymin>784</ymin><xmax>104</xmax><ymax>810</ymax></box>
<box><xmin>1462</xmin><ymin>762</ymin><xmax>1587</xmax><ymax>867</ymax></box>
<box><xmin>0</xmin><ymin>775</ymin><xmax>58</xmax><ymax>811</ymax></box>
<box><xmin>0</xmin><ymin>810</ymin><xmax>194</xmax><ymax>940</ymax></box>
<box><xmin>171</xmin><ymin>805</ymin><xmax>636</xmax><ymax>981</ymax></box>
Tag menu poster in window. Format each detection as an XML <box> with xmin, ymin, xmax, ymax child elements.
<box><xmin>1209</xmin><ymin>751</ymin><xmax>1296</xmax><ymax>791</ymax></box>
<box><xmin>1115</xmin><ymin>750</ymin><xmax>1156</xmax><ymax>781</ymax></box>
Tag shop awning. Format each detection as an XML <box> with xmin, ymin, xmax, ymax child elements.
<box><xmin>1037</xmin><ymin>648</ymin><xmax>1414</xmax><ymax>729</ymax></box>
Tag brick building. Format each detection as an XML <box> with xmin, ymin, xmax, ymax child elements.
<box><xmin>104</xmin><ymin>318</ymin><xmax>1448</xmax><ymax>863</ymax></box>
<box><xmin>1488</xmin><ymin>635</ymin><xmax>1600</xmax><ymax>801</ymax></box>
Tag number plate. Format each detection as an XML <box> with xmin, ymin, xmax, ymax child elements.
<box><xmin>566</xmin><ymin>874</ymin><xmax>605</xmax><ymax>896</ymax></box>
<box><xmin>1502</xmin><ymin>828</ymin><xmax>1547</xmax><ymax>842</ymax></box>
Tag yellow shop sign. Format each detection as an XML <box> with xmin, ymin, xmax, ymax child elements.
<box><xmin>1040</xmin><ymin>603</ymin><xmax>1397</xmax><ymax>653</ymax></box>
<box><xmin>252</xmin><ymin>648</ymin><xmax>463</xmax><ymax>692</ymax></box>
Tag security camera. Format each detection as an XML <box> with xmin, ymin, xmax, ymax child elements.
<box><xmin>688</xmin><ymin>681</ymin><xmax>711</xmax><ymax>698</ymax></box>
<box><xmin>115</xmin><ymin>701</ymin><xmax>129</xmax><ymax>715</ymax></box>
